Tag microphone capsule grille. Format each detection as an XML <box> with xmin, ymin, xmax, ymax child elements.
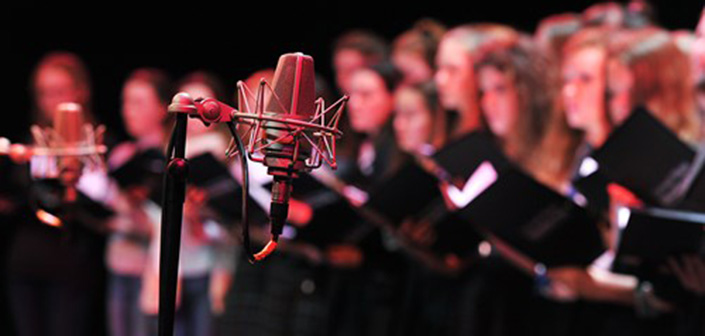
<box><xmin>266</xmin><ymin>52</ymin><xmax>316</xmax><ymax>119</ymax></box>
<box><xmin>53</xmin><ymin>102</ymin><xmax>85</xmax><ymax>146</ymax></box>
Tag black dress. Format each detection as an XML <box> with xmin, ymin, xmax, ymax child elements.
<box><xmin>326</xmin><ymin>127</ymin><xmax>409</xmax><ymax>336</ymax></box>
<box><xmin>7</xmin><ymin>178</ymin><xmax>108</xmax><ymax>336</ymax></box>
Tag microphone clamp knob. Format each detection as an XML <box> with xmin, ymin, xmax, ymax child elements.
<box><xmin>201</xmin><ymin>100</ymin><xmax>222</xmax><ymax>123</ymax></box>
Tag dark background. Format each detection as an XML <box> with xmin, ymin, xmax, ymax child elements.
<box><xmin>1</xmin><ymin>0</ymin><xmax>704</xmax><ymax>334</ymax></box>
<box><xmin>4</xmin><ymin>0</ymin><xmax>703</xmax><ymax>143</ymax></box>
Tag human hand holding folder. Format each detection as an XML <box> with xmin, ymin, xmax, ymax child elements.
<box><xmin>326</xmin><ymin>244</ymin><xmax>364</xmax><ymax>268</ymax></box>
<box><xmin>667</xmin><ymin>255</ymin><xmax>705</xmax><ymax>296</ymax></box>
<box><xmin>287</xmin><ymin>198</ymin><xmax>314</xmax><ymax>227</ymax></box>
<box><xmin>398</xmin><ymin>218</ymin><xmax>436</xmax><ymax>248</ymax></box>
<box><xmin>607</xmin><ymin>182</ymin><xmax>644</xmax><ymax>208</ymax></box>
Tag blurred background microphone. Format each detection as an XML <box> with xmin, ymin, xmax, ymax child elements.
<box><xmin>29</xmin><ymin>102</ymin><xmax>106</xmax><ymax>181</ymax></box>
<box><xmin>0</xmin><ymin>102</ymin><xmax>106</xmax><ymax>176</ymax></box>
<box><xmin>0</xmin><ymin>102</ymin><xmax>108</xmax><ymax>227</ymax></box>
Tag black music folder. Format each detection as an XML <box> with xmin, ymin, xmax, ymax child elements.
<box><xmin>457</xmin><ymin>168</ymin><xmax>606</xmax><ymax>267</ymax></box>
<box><xmin>188</xmin><ymin>153</ymin><xmax>266</xmax><ymax>225</ymax></box>
<box><xmin>32</xmin><ymin>178</ymin><xmax>115</xmax><ymax>224</ymax></box>
<box><xmin>612</xmin><ymin>206</ymin><xmax>705</xmax><ymax>276</ymax></box>
<box><xmin>590</xmin><ymin>106</ymin><xmax>705</xmax><ymax>211</ymax></box>
<box><xmin>571</xmin><ymin>151</ymin><xmax>611</xmax><ymax>217</ymax></box>
<box><xmin>431</xmin><ymin>212</ymin><xmax>485</xmax><ymax>257</ymax></box>
<box><xmin>362</xmin><ymin>161</ymin><xmax>488</xmax><ymax>258</ymax></box>
<box><xmin>433</xmin><ymin>130</ymin><xmax>511</xmax><ymax>183</ymax></box>
<box><xmin>110</xmin><ymin>148</ymin><xmax>165</xmax><ymax>187</ymax></box>
<box><xmin>282</xmin><ymin>173</ymin><xmax>362</xmax><ymax>248</ymax></box>
<box><xmin>363</xmin><ymin>161</ymin><xmax>443</xmax><ymax>225</ymax></box>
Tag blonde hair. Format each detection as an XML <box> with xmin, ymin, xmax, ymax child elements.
<box><xmin>444</xmin><ymin>23</ymin><xmax>519</xmax><ymax>57</ymax></box>
<box><xmin>610</xmin><ymin>28</ymin><xmax>700</xmax><ymax>142</ymax></box>
<box><xmin>562</xmin><ymin>26</ymin><xmax>611</xmax><ymax>58</ymax></box>
<box><xmin>534</xmin><ymin>13</ymin><xmax>583</xmax><ymax>63</ymax></box>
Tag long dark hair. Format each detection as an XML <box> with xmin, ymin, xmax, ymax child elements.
<box><xmin>393</xmin><ymin>19</ymin><xmax>447</xmax><ymax>69</ymax></box>
<box><xmin>475</xmin><ymin>37</ymin><xmax>555</xmax><ymax>165</ymax></box>
<box><xmin>333</xmin><ymin>30</ymin><xmax>389</xmax><ymax>66</ymax></box>
<box><xmin>123</xmin><ymin>68</ymin><xmax>174</xmax><ymax>141</ymax></box>
<box><xmin>31</xmin><ymin>51</ymin><xmax>92</xmax><ymax>125</ymax></box>
<box><xmin>477</xmin><ymin>36</ymin><xmax>581</xmax><ymax>189</ymax></box>
<box><xmin>401</xmin><ymin>81</ymin><xmax>448</xmax><ymax>150</ymax></box>
<box><xmin>338</xmin><ymin>62</ymin><xmax>405</xmax><ymax>179</ymax></box>
<box><xmin>124</xmin><ymin>68</ymin><xmax>173</xmax><ymax>105</ymax></box>
<box><xmin>177</xmin><ymin>71</ymin><xmax>227</xmax><ymax>102</ymax></box>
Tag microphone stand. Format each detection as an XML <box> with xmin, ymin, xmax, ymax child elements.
<box><xmin>158</xmin><ymin>112</ymin><xmax>189</xmax><ymax>336</ymax></box>
<box><xmin>155</xmin><ymin>60</ymin><xmax>346</xmax><ymax>333</ymax></box>
<box><xmin>156</xmin><ymin>93</ymin><xmax>253</xmax><ymax>336</ymax></box>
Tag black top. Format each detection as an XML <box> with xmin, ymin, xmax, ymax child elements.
<box><xmin>8</xmin><ymin>178</ymin><xmax>110</xmax><ymax>285</ymax></box>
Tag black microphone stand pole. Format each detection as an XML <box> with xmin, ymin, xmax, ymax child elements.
<box><xmin>158</xmin><ymin>111</ymin><xmax>189</xmax><ymax>336</ymax></box>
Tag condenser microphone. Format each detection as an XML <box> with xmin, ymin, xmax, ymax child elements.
<box><xmin>164</xmin><ymin>52</ymin><xmax>346</xmax><ymax>262</ymax></box>
<box><xmin>158</xmin><ymin>52</ymin><xmax>346</xmax><ymax>336</ymax></box>
<box><xmin>0</xmin><ymin>103</ymin><xmax>107</xmax><ymax>227</ymax></box>
<box><xmin>30</xmin><ymin>103</ymin><xmax>106</xmax><ymax>179</ymax></box>
<box><xmin>53</xmin><ymin>102</ymin><xmax>85</xmax><ymax>145</ymax></box>
<box><xmin>1</xmin><ymin>103</ymin><xmax>105</xmax><ymax>172</ymax></box>
<box><xmin>259</xmin><ymin>52</ymin><xmax>317</xmax><ymax>254</ymax></box>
